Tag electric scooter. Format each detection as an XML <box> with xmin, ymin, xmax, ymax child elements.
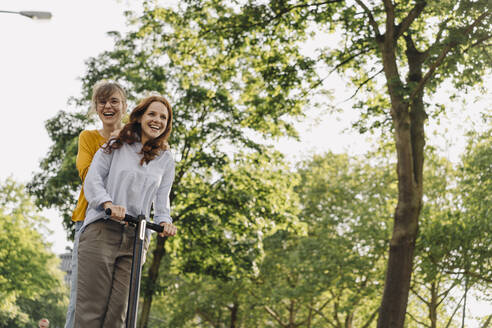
<box><xmin>105</xmin><ymin>208</ymin><xmax>164</xmax><ymax>328</ymax></box>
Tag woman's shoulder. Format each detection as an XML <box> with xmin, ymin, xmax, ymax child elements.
<box><xmin>157</xmin><ymin>149</ymin><xmax>174</xmax><ymax>164</ymax></box>
<box><xmin>79</xmin><ymin>129</ymin><xmax>102</xmax><ymax>141</ymax></box>
<box><xmin>78</xmin><ymin>129</ymin><xmax>104</xmax><ymax>147</ymax></box>
<box><xmin>79</xmin><ymin>129</ymin><xmax>98</xmax><ymax>136</ymax></box>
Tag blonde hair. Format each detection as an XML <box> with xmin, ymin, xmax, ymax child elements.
<box><xmin>89</xmin><ymin>81</ymin><xmax>127</xmax><ymax>115</ymax></box>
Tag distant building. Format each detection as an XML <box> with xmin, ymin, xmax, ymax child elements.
<box><xmin>59</xmin><ymin>251</ymin><xmax>73</xmax><ymax>285</ymax></box>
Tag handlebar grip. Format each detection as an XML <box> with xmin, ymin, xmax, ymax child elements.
<box><xmin>105</xmin><ymin>208</ymin><xmax>135</xmax><ymax>223</ymax></box>
<box><xmin>146</xmin><ymin>222</ymin><xmax>164</xmax><ymax>233</ymax></box>
<box><xmin>104</xmin><ymin>208</ymin><xmax>163</xmax><ymax>233</ymax></box>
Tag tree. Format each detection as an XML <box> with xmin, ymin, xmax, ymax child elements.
<box><xmin>28</xmin><ymin>2</ymin><xmax>313</xmax><ymax>326</ymax></box>
<box><xmin>403</xmin><ymin>136</ymin><xmax>491</xmax><ymax>327</ymax></box>
<box><xmin>247</xmin><ymin>152</ymin><xmax>395</xmax><ymax>328</ymax></box>
<box><xmin>406</xmin><ymin>151</ymin><xmax>468</xmax><ymax>328</ymax></box>
<box><xmin>142</xmin><ymin>151</ymin><xmax>301</xmax><ymax>327</ymax></box>
<box><xmin>146</xmin><ymin>151</ymin><xmax>397</xmax><ymax>328</ymax></box>
<box><xmin>457</xmin><ymin>127</ymin><xmax>492</xmax><ymax>286</ymax></box>
<box><xmin>28</xmin><ymin>1</ymin><xmax>491</xmax><ymax>326</ymax></box>
<box><xmin>0</xmin><ymin>178</ymin><xmax>68</xmax><ymax>328</ymax></box>
<box><xmin>146</xmin><ymin>1</ymin><xmax>490</xmax><ymax>326</ymax></box>
<box><xmin>27</xmin><ymin>111</ymin><xmax>91</xmax><ymax>237</ymax></box>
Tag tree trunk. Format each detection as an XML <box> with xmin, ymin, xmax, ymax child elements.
<box><xmin>377</xmin><ymin>26</ymin><xmax>426</xmax><ymax>328</ymax></box>
<box><xmin>138</xmin><ymin>236</ymin><xmax>167</xmax><ymax>328</ymax></box>
<box><xmin>230</xmin><ymin>302</ymin><xmax>238</xmax><ymax>328</ymax></box>
<box><xmin>288</xmin><ymin>299</ymin><xmax>296</xmax><ymax>328</ymax></box>
<box><xmin>345</xmin><ymin>313</ymin><xmax>354</xmax><ymax>328</ymax></box>
<box><xmin>429</xmin><ymin>282</ymin><xmax>438</xmax><ymax>328</ymax></box>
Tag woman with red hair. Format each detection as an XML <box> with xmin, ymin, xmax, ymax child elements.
<box><xmin>74</xmin><ymin>95</ymin><xmax>177</xmax><ymax>328</ymax></box>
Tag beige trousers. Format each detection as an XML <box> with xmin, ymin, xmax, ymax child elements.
<box><xmin>75</xmin><ymin>219</ymin><xmax>138</xmax><ymax>328</ymax></box>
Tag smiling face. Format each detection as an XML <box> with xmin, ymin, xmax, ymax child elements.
<box><xmin>96</xmin><ymin>91</ymin><xmax>125</xmax><ymax>128</ymax></box>
<box><xmin>139</xmin><ymin>101</ymin><xmax>169</xmax><ymax>145</ymax></box>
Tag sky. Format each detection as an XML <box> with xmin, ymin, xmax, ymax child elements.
<box><xmin>0</xmin><ymin>0</ymin><xmax>490</xmax><ymax>322</ymax></box>
<box><xmin>0</xmin><ymin>0</ymin><xmax>134</xmax><ymax>252</ymax></box>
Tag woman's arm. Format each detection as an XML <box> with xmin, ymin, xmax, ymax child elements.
<box><xmin>76</xmin><ymin>131</ymin><xmax>98</xmax><ymax>182</ymax></box>
<box><xmin>83</xmin><ymin>148</ymin><xmax>114</xmax><ymax>211</ymax></box>
<box><xmin>153</xmin><ymin>152</ymin><xmax>175</xmax><ymax>225</ymax></box>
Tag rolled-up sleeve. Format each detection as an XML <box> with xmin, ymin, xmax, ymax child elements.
<box><xmin>153</xmin><ymin>152</ymin><xmax>175</xmax><ymax>225</ymax></box>
<box><xmin>84</xmin><ymin>147</ymin><xmax>113</xmax><ymax>211</ymax></box>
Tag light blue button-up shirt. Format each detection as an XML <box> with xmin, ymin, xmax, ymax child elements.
<box><xmin>83</xmin><ymin>141</ymin><xmax>175</xmax><ymax>235</ymax></box>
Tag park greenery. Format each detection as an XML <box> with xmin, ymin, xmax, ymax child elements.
<box><xmin>0</xmin><ymin>179</ymin><xmax>67</xmax><ymax>328</ymax></box>
<box><xmin>2</xmin><ymin>0</ymin><xmax>488</xmax><ymax>327</ymax></box>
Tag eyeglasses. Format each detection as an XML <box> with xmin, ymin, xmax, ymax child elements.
<box><xmin>97</xmin><ymin>98</ymin><xmax>122</xmax><ymax>108</ymax></box>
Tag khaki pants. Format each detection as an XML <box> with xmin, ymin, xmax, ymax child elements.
<box><xmin>75</xmin><ymin>219</ymin><xmax>142</xmax><ymax>328</ymax></box>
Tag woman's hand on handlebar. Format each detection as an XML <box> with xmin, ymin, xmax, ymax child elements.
<box><xmin>159</xmin><ymin>222</ymin><xmax>177</xmax><ymax>237</ymax></box>
<box><xmin>103</xmin><ymin>202</ymin><xmax>126</xmax><ymax>221</ymax></box>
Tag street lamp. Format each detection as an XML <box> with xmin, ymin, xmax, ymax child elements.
<box><xmin>0</xmin><ymin>10</ymin><xmax>52</xmax><ymax>20</ymax></box>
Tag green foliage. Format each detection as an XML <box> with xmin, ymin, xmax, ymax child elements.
<box><xmin>408</xmin><ymin>150</ymin><xmax>464</xmax><ymax>326</ymax></box>
<box><xmin>456</xmin><ymin>128</ymin><xmax>492</xmax><ymax>285</ymax></box>
<box><xmin>143</xmin><ymin>147</ymin><xmax>492</xmax><ymax>327</ymax></box>
<box><xmin>144</xmin><ymin>152</ymin><xmax>397</xmax><ymax>327</ymax></box>
<box><xmin>0</xmin><ymin>178</ymin><xmax>68</xmax><ymax>328</ymax></box>
<box><xmin>170</xmin><ymin>151</ymin><xmax>300</xmax><ymax>279</ymax></box>
<box><xmin>27</xmin><ymin>111</ymin><xmax>90</xmax><ymax>237</ymax></box>
<box><xmin>249</xmin><ymin>152</ymin><xmax>395</xmax><ymax>327</ymax></box>
<box><xmin>169</xmin><ymin>0</ymin><xmax>490</xmax><ymax>131</ymax></box>
<box><xmin>146</xmin><ymin>273</ymin><xmax>250</xmax><ymax>327</ymax></box>
<box><xmin>417</xmin><ymin>132</ymin><xmax>492</xmax><ymax>286</ymax></box>
<box><xmin>138</xmin><ymin>151</ymin><xmax>300</xmax><ymax>326</ymax></box>
<box><xmin>408</xmin><ymin>140</ymin><xmax>492</xmax><ymax>326</ymax></box>
<box><xmin>26</xmin><ymin>1</ymin><xmax>491</xmax><ymax>326</ymax></box>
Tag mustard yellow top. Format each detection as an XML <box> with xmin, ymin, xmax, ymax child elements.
<box><xmin>71</xmin><ymin>130</ymin><xmax>107</xmax><ymax>222</ymax></box>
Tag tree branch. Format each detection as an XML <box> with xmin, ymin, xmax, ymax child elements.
<box><xmin>343</xmin><ymin>68</ymin><xmax>384</xmax><ymax>102</ymax></box>
<box><xmin>333</xmin><ymin>300</ymin><xmax>341</xmax><ymax>327</ymax></box>
<box><xmin>480</xmin><ymin>314</ymin><xmax>492</xmax><ymax>328</ymax></box>
<box><xmin>410</xmin><ymin>286</ymin><xmax>431</xmax><ymax>306</ymax></box>
<box><xmin>200</xmin><ymin>0</ymin><xmax>342</xmax><ymax>36</ymax></box>
<box><xmin>302</xmin><ymin>45</ymin><xmax>376</xmax><ymax>99</ymax></box>
<box><xmin>436</xmin><ymin>281</ymin><xmax>460</xmax><ymax>307</ymax></box>
<box><xmin>463</xmin><ymin>35</ymin><xmax>492</xmax><ymax>53</ymax></box>
<box><xmin>264</xmin><ymin>305</ymin><xmax>287</xmax><ymax>327</ymax></box>
<box><xmin>196</xmin><ymin>309</ymin><xmax>220</xmax><ymax>328</ymax></box>
<box><xmin>395</xmin><ymin>0</ymin><xmax>427</xmax><ymax>39</ymax></box>
<box><xmin>407</xmin><ymin>310</ymin><xmax>431</xmax><ymax>328</ymax></box>
<box><xmin>409</xmin><ymin>11</ymin><xmax>491</xmax><ymax>103</ymax></box>
<box><xmin>306</xmin><ymin>304</ymin><xmax>337</xmax><ymax>328</ymax></box>
<box><xmin>421</xmin><ymin>17</ymin><xmax>453</xmax><ymax>62</ymax></box>
<box><xmin>331</xmin><ymin>46</ymin><xmax>376</xmax><ymax>74</ymax></box>
<box><xmin>443</xmin><ymin>269</ymin><xmax>492</xmax><ymax>284</ymax></box>
<box><xmin>360</xmin><ymin>306</ymin><xmax>380</xmax><ymax>328</ymax></box>
<box><xmin>354</xmin><ymin>0</ymin><xmax>381</xmax><ymax>37</ymax></box>
<box><xmin>382</xmin><ymin>0</ymin><xmax>396</xmax><ymax>39</ymax></box>
<box><xmin>256</xmin><ymin>0</ymin><xmax>344</xmax><ymax>29</ymax></box>
<box><xmin>444</xmin><ymin>293</ymin><xmax>466</xmax><ymax>328</ymax></box>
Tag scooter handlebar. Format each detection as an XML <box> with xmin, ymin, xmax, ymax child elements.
<box><xmin>105</xmin><ymin>208</ymin><xmax>164</xmax><ymax>233</ymax></box>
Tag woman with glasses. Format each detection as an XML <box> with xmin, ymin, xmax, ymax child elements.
<box><xmin>74</xmin><ymin>95</ymin><xmax>177</xmax><ymax>327</ymax></box>
<box><xmin>64</xmin><ymin>81</ymin><xmax>127</xmax><ymax>328</ymax></box>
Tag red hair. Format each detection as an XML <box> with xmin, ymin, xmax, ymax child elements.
<box><xmin>104</xmin><ymin>95</ymin><xmax>173</xmax><ymax>165</ymax></box>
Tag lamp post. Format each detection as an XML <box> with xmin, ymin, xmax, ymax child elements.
<box><xmin>0</xmin><ymin>10</ymin><xmax>52</xmax><ymax>20</ymax></box>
